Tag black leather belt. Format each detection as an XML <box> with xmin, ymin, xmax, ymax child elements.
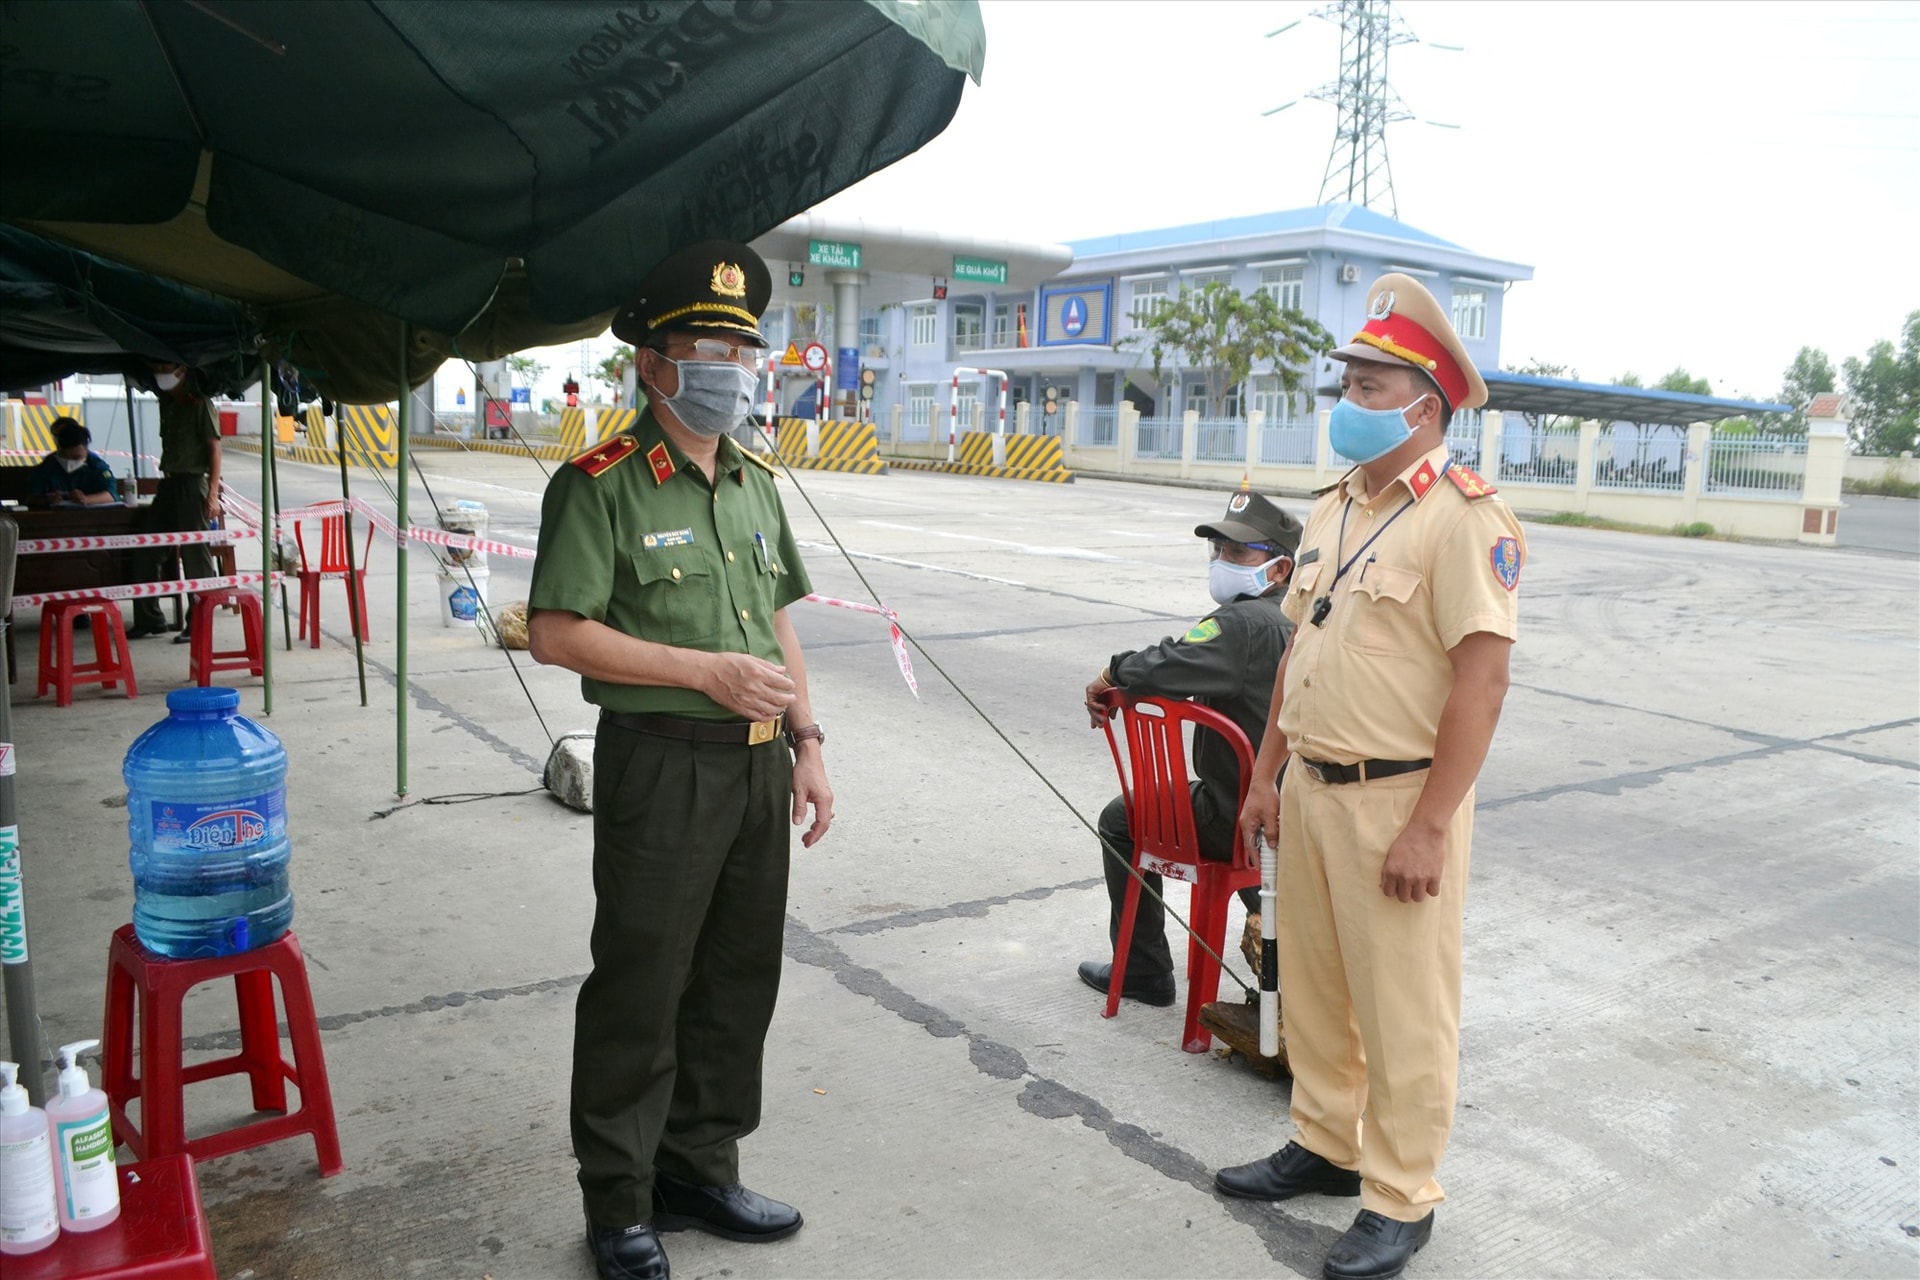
<box><xmin>601</xmin><ymin>710</ymin><xmax>785</xmax><ymax>746</ymax></box>
<box><xmin>1298</xmin><ymin>757</ymin><xmax>1431</xmax><ymax>785</ymax></box>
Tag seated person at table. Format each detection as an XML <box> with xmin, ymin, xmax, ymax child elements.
<box><xmin>29</xmin><ymin>419</ymin><xmax>121</xmax><ymax>507</ymax></box>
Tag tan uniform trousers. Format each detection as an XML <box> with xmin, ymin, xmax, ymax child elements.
<box><xmin>1279</xmin><ymin>763</ymin><xmax>1473</xmax><ymax>1222</ymax></box>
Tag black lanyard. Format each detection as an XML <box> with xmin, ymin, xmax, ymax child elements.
<box><xmin>1308</xmin><ymin>459</ymin><xmax>1448</xmax><ymax>627</ymax></box>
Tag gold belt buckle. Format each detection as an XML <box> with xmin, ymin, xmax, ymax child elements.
<box><xmin>1303</xmin><ymin>760</ymin><xmax>1326</xmax><ymax>784</ymax></box>
<box><xmin>748</xmin><ymin>719</ymin><xmax>779</xmax><ymax>746</ymax></box>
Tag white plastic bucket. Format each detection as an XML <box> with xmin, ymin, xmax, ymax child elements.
<box><xmin>437</xmin><ymin>501</ymin><xmax>490</xmax><ymax>571</ymax></box>
<box><xmin>438</xmin><ymin>565</ymin><xmax>490</xmax><ymax>628</ymax></box>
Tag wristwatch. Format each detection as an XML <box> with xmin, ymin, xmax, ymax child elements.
<box><xmin>786</xmin><ymin>722</ymin><xmax>826</xmax><ymax>749</ymax></box>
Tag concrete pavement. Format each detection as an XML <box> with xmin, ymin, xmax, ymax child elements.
<box><xmin>5</xmin><ymin>451</ymin><xmax>1916</xmax><ymax>1278</ymax></box>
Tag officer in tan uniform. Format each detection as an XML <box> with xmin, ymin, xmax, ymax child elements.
<box><xmin>1214</xmin><ymin>275</ymin><xmax>1524</xmax><ymax>1280</ymax></box>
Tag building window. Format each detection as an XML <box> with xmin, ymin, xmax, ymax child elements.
<box><xmin>1451</xmin><ymin>288</ymin><xmax>1487</xmax><ymax>341</ymax></box>
<box><xmin>1187</xmin><ymin>383</ymin><xmax>1209</xmax><ymax>419</ymax></box>
<box><xmin>907</xmin><ymin>383</ymin><xmax>936</xmax><ymax>430</ymax></box>
<box><xmin>1251</xmin><ymin>374</ymin><xmax>1294</xmax><ymax>423</ymax></box>
<box><xmin>1260</xmin><ymin>265</ymin><xmax>1305</xmax><ymax>312</ymax></box>
<box><xmin>992</xmin><ymin>304</ymin><xmax>1011</xmax><ymax>348</ymax></box>
<box><xmin>953</xmin><ymin>304</ymin><xmax>984</xmax><ymax>353</ymax></box>
<box><xmin>1184</xmin><ymin>271</ymin><xmax>1232</xmax><ymax>295</ymax></box>
<box><xmin>1128</xmin><ymin>279</ymin><xmax>1168</xmax><ymax>327</ymax></box>
<box><xmin>956</xmin><ymin>387</ymin><xmax>980</xmax><ymax>431</ymax></box>
<box><xmin>859</xmin><ymin>309</ymin><xmax>884</xmax><ymax>354</ymax></box>
<box><xmin>911</xmin><ymin>304</ymin><xmax>938</xmax><ymax>346</ymax></box>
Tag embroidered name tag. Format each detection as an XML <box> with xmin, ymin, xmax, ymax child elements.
<box><xmin>642</xmin><ymin>528</ymin><xmax>694</xmax><ymax>549</ymax></box>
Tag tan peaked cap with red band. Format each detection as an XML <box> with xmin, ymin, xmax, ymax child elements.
<box><xmin>1329</xmin><ymin>273</ymin><xmax>1488</xmax><ymax>411</ymax></box>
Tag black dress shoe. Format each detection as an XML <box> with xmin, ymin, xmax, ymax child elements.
<box><xmin>1322</xmin><ymin>1209</ymin><xmax>1432</xmax><ymax>1280</ymax></box>
<box><xmin>125</xmin><ymin>623</ymin><xmax>165</xmax><ymax>640</ymax></box>
<box><xmin>1077</xmin><ymin>960</ymin><xmax>1176</xmax><ymax>1007</ymax></box>
<box><xmin>1215</xmin><ymin>1140</ymin><xmax>1362</xmax><ymax>1201</ymax></box>
<box><xmin>172</xmin><ymin>629</ymin><xmax>193</xmax><ymax>644</ymax></box>
<box><xmin>651</xmin><ymin>1168</ymin><xmax>802</xmax><ymax>1243</ymax></box>
<box><xmin>584</xmin><ymin>1216</ymin><xmax>670</xmax><ymax>1280</ymax></box>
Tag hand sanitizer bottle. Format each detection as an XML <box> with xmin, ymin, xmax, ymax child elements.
<box><xmin>0</xmin><ymin>1061</ymin><xmax>60</xmax><ymax>1255</ymax></box>
<box><xmin>46</xmin><ymin>1041</ymin><xmax>120</xmax><ymax>1232</ymax></box>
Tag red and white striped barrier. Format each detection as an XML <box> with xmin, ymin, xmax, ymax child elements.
<box><xmin>801</xmin><ymin>592</ymin><xmax>918</xmax><ymax>697</ymax></box>
<box><xmin>12</xmin><ymin>571</ymin><xmax>289</xmax><ymax>610</ymax></box>
<box><xmin>17</xmin><ymin>528</ymin><xmax>252</xmax><ymax>555</ymax></box>
<box><xmin>0</xmin><ymin>449</ymin><xmax>160</xmax><ymax>464</ymax></box>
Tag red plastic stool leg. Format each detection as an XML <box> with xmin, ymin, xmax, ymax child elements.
<box><xmin>234</xmin><ymin>969</ymin><xmax>289</xmax><ymax>1113</ymax></box>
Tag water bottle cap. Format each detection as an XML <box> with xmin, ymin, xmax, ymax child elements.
<box><xmin>165</xmin><ymin>687</ymin><xmax>241</xmax><ymax>714</ymax></box>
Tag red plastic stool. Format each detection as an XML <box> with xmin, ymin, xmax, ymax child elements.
<box><xmin>36</xmin><ymin>597</ymin><xmax>138</xmax><ymax>707</ymax></box>
<box><xmin>187</xmin><ymin>589</ymin><xmax>264</xmax><ymax>685</ymax></box>
<box><xmin>101</xmin><ymin>925</ymin><xmax>344</xmax><ymax>1177</ymax></box>
<box><xmin>5</xmin><ymin>1154</ymin><xmax>215</xmax><ymax>1279</ymax></box>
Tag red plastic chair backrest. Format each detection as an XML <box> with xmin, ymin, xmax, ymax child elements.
<box><xmin>1097</xmin><ymin>691</ymin><xmax>1256</xmax><ymax>873</ymax></box>
<box><xmin>293</xmin><ymin>514</ymin><xmax>372</xmax><ymax>575</ymax></box>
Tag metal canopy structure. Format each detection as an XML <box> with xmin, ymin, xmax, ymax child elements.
<box><xmin>1479</xmin><ymin>371</ymin><xmax>1790</xmax><ymax>426</ymax></box>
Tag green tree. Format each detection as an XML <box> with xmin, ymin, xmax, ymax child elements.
<box><xmin>595</xmin><ymin>345</ymin><xmax>635</xmax><ymax>399</ymax></box>
<box><xmin>1842</xmin><ymin>310</ymin><xmax>1920</xmax><ymax>455</ymax></box>
<box><xmin>1654</xmin><ymin>367</ymin><xmax>1711</xmax><ymax>396</ymax></box>
<box><xmin>1775</xmin><ymin>346</ymin><xmax>1836</xmax><ymax>433</ymax></box>
<box><xmin>1612</xmin><ymin>371</ymin><xmax>1644</xmax><ymax>388</ymax></box>
<box><xmin>1131</xmin><ymin>281</ymin><xmax>1333</xmax><ymax>419</ymax></box>
<box><xmin>1503</xmin><ymin>358</ymin><xmax>1583</xmax><ymax>448</ymax></box>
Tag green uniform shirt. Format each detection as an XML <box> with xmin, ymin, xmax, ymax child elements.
<box><xmin>157</xmin><ymin>391</ymin><xmax>218</xmax><ymax>475</ymax></box>
<box><xmin>29</xmin><ymin>452</ymin><xmax>120</xmax><ymax>501</ymax></box>
<box><xmin>529</xmin><ymin>410</ymin><xmax>812</xmax><ymax>718</ymax></box>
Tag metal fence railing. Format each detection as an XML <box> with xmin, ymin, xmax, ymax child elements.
<box><xmin>1497</xmin><ymin>422</ymin><xmax>1581</xmax><ymax>487</ymax></box>
<box><xmin>1704</xmin><ymin>430</ymin><xmax>1806</xmax><ymax>495</ymax></box>
<box><xmin>1444</xmin><ymin>419</ymin><xmax>1482</xmax><ymax>471</ymax></box>
<box><xmin>1078</xmin><ymin>407</ymin><xmax>1118</xmax><ymax>448</ymax></box>
<box><xmin>1592</xmin><ymin>426</ymin><xmax>1685</xmax><ymax>492</ymax></box>
<box><xmin>1259</xmin><ymin>418</ymin><xmax>1316</xmax><ymax>466</ymax></box>
<box><xmin>1135</xmin><ymin>417</ymin><xmax>1182</xmax><ymax>459</ymax></box>
<box><xmin>1193</xmin><ymin>418</ymin><xmax>1243</xmax><ymax>462</ymax></box>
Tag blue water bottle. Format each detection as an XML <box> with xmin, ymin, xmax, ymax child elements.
<box><xmin>125</xmin><ymin>688</ymin><xmax>292</xmax><ymax>958</ymax></box>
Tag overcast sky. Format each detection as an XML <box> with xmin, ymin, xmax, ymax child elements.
<box><xmin>497</xmin><ymin>0</ymin><xmax>1918</xmax><ymax>409</ymax></box>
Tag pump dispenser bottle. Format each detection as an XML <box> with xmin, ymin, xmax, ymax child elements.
<box><xmin>46</xmin><ymin>1041</ymin><xmax>120</xmax><ymax>1232</ymax></box>
<box><xmin>0</xmin><ymin>1060</ymin><xmax>60</xmax><ymax>1255</ymax></box>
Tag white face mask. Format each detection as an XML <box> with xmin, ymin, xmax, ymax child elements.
<box><xmin>155</xmin><ymin>369</ymin><xmax>183</xmax><ymax>391</ymax></box>
<box><xmin>59</xmin><ymin>454</ymin><xmax>88</xmax><ymax>473</ymax></box>
<box><xmin>1207</xmin><ymin>554</ymin><xmax>1286</xmax><ymax>605</ymax></box>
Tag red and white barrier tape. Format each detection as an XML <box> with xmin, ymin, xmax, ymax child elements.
<box><xmin>17</xmin><ymin>527</ymin><xmax>252</xmax><ymax>554</ymax></box>
<box><xmin>802</xmin><ymin>592</ymin><xmax>918</xmax><ymax>697</ymax></box>
<box><xmin>0</xmin><ymin>449</ymin><xmax>159</xmax><ymax>464</ymax></box>
<box><xmin>12</xmin><ymin>571</ymin><xmax>289</xmax><ymax>610</ymax></box>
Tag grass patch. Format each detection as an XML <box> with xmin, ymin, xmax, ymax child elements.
<box><xmin>1843</xmin><ymin>474</ymin><xmax>1920</xmax><ymax>499</ymax></box>
<box><xmin>1529</xmin><ymin>511</ymin><xmax>1724</xmax><ymax>540</ymax></box>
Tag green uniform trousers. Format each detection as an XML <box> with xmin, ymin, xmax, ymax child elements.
<box><xmin>133</xmin><ymin>474</ymin><xmax>212</xmax><ymax>631</ymax></box>
<box><xmin>571</xmin><ymin>719</ymin><xmax>793</xmax><ymax>1229</ymax></box>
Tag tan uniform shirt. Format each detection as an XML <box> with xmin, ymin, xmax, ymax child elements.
<box><xmin>1277</xmin><ymin>445</ymin><xmax>1525</xmax><ymax>764</ymax></box>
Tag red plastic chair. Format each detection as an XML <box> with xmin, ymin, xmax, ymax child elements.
<box><xmin>35</xmin><ymin>597</ymin><xmax>138</xmax><ymax>707</ymax></box>
<box><xmin>294</xmin><ymin>514</ymin><xmax>372</xmax><ymax>649</ymax></box>
<box><xmin>1096</xmin><ymin>690</ymin><xmax>1261</xmax><ymax>1053</ymax></box>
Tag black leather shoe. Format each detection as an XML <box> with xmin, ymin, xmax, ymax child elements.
<box><xmin>584</xmin><ymin>1216</ymin><xmax>670</xmax><ymax>1280</ymax></box>
<box><xmin>1077</xmin><ymin>960</ymin><xmax>1176</xmax><ymax>1007</ymax></box>
<box><xmin>651</xmin><ymin>1169</ymin><xmax>802</xmax><ymax>1243</ymax></box>
<box><xmin>1322</xmin><ymin>1209</ymin><xmax>1432</xmax><ymax>1280</ymax></box>
<box><xmin>125</xmin><ymin>622</ymin><xmax>165</xmax><ymax>640</ymax></box>
<box><xmin>172</xmin><ymin>629</ymin><xmax>193</xmax><ymax>644</ymax></box>
<box><xmin>1215</xmin><ymin>1141</ymin><xmax>1361</xmax><ymax>1201</ymax></box>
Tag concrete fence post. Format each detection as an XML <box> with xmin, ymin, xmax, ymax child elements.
<box><xmin>1118</xmin><ymin>402</ymin><xmax>1140</xmax><ymax>475</ymax></box>
<box><xmin>1245</xmin><ymin>408</ymin><xmax>1265</xmax><ymax>480</ymax></box>
<box><xmin>1016</xmin><ymin>402</ymin><xmax>1031</xmax><ymax>435</ymax></box>
<box><xmin>1314</xmin><ymin>407</ymin><xmax>1335</xmax><ymax>489</ymax></box>
<box><xmin>1180</xmin><ymin>408</ymin><xmax>1199</xmax><ymax>479</ymax></box>
<box><xmin>1681</xmin><ymin>421</ymin><xmax>1710</xmax><ymax>526</ymax></box>
<box><xmin>1480</xmin><ymin>410</ymin><xmax>1504</xmax><ymax>480</ymax></box>
<box><xmin>1800</xmin><ymin>402</ymin><xmax>1850</xmax><ymax>545</ymax></box>
<box><xmin>888</xmin><ymin>403</ymin><xmax>902</xmax><ymax>449</ymax></box>
<box><xmin>1063</xmin><ymin>401</ymin><xmax>1079</xmax><ymax>446</ymax></box>
<box><xmin>1575</xmin><ymin>420</ymin><xmax>1599</xmax><ymax>513</ymax></box>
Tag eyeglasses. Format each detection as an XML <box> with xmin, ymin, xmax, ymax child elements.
<box><xmin>1208</xmin><ymin>538</ymin><xmax>1277</xmax><ymax>560</ymax></box>
<box><xmin>660</xmin><ymin>338</ymin><xmax>759</xmax><ymax>367</ymax></box>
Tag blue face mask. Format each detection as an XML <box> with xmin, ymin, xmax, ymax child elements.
<box><xmin>1329</xmin><ymin>393</ymin><xmax>1429</xmax><ymax>464</ymax></box>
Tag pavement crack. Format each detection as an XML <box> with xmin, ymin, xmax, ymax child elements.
<box><xmin>783</xmin><ymin>914</ymin><xmax>1328</xmax><ymax>1274</ymax></box>
<box><xmin>177</xmin><ymin>971</ymin><xmax>585</xmax><ymax>1053</ymax></box>
<box><xmin>823</xmin><ymin>877</ymin><xmax>1103</xmax><ymax>936</ymax></box>
<box><xmin>331</xmin><ymin>630</ymin><xmax>546</xmax><ymax>776</ymax></box>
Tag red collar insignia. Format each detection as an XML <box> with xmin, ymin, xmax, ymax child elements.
<box><xmin>646</xmin><ymin>442</ymin><xmax>675</xmax><ymax>487</ymax></box>
<box><xmin>570</xmin><ymin>434</ymin><xmax>638</xmax><ymax>477</ymax></box>
<box><xmin>1407</xmin><ymin>457</ymin><xmax>1440</xmax><ymax>500</ymax></box>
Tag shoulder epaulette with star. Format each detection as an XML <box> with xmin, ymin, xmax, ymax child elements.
<box><xmin>1446</xmin><ymin>465</ymin><xmax>1498</xmax><ymax>499</ymax></box>
<box><xmin>570</xmin><ymin>435</ymin><xmax>638</xmax><ymax>477</ymax></box>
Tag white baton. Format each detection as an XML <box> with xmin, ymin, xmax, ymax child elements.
<box><xmin>1257</xmin><ymin>832</ymin><xmax>1279</xmax><ymax>1058</ymax></box>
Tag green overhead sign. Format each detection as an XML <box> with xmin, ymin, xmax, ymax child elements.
<box><xmin>953</xmin><ymin>255</ymin><xmax>1008</xmax><ymax>286</ymax></box>
<box><xmin>808</xmin><ymin>239</ymin><xmax>862</xmax><ymax>269</ymax></box>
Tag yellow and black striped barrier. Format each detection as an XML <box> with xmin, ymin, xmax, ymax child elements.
<box><xmin>6</xmin><ymin>402</ymin><xmax>79</xmax><ymax>455</ymax></box>
<box><xmin>557</xmin><ymin>407</ymin><xmax>588</xmax><ymax>454</ymax></box>
<box><xmin>772</xmin><ymin>417</ymin><xmax>886</xmax><ymax>474</ymax></box>
<box><xmin>594</xmin><ymin>408</ymin><xmax>638</xmax><ymax>444</ymax></box>
<box><xmin>883</xmin><ymin>431</ymin><xmax>1073</xmax><ymax>484</ymax></box>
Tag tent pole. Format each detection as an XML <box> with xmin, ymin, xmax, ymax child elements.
<box><xmin>0</xmin><ymin>520</ymin><xmax>49</xmax><ymax>1104</ymax></box>
<box><xmin>338</xmin><ymin>415</ymin><xmax>368</xmax><ymax>707</ymax></box>
<box><xmin>267</xmin><ymin>408</ymin><xmax>291</xmax><ymax>649</ymax></box>
<box><xmin>124</xmin><ymin>383</ymin><xmax>141</xmax><ymax>483</ymax></box>
<box><xmin>395</xmin><ymin>328</ymin><xmax>410</xmax><ymax>798</ymax></box>
<box><xmin>259</xmin><ymin>358</ymin><xmax>274</xmax><ymax>714</ymax></box>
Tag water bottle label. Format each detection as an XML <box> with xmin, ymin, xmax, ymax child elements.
<box><xmin>450</xmin><ymin>585</ymin><xmax>479</xmax><ymax>621</ymax></box>
<box><xmin>150</xmin><ymin>790</ymin><xmax>286</xmax><ymax>855</ymax></box>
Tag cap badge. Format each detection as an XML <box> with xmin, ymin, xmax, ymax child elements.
<box><xmin>711</xmin><ymin>262</ymin><xmax>747</xmax><ymax>299</ymax></box>
<box><xmin>1367</xmin><ymin>290</ymin><xmax>1396</xmax><ymax>321</ymax></box>
<box><xmin>1227</xmin><ymin>493</ymin><xmax>1250</xmax><ymax>513</ymax></box>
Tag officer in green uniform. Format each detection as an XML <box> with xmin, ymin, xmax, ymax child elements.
<box><xmin>527</xmin><ymin>241</ymin><xmax>833</xmax><ymax>1280</ymax></box>
<box><xmin>29</xmin><ymin>418</ymin><xmax>121</xmax><ymax>505</ymax></box>
<box><xmin>1077</xmin><ymin>491</ymin><xmax>1300</xmax><ymax>1005</ymax></box>
<box><xmin>129</xmin><ymin>363</ymin><xmax>222</xmax><ymax>642</ymax></box>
